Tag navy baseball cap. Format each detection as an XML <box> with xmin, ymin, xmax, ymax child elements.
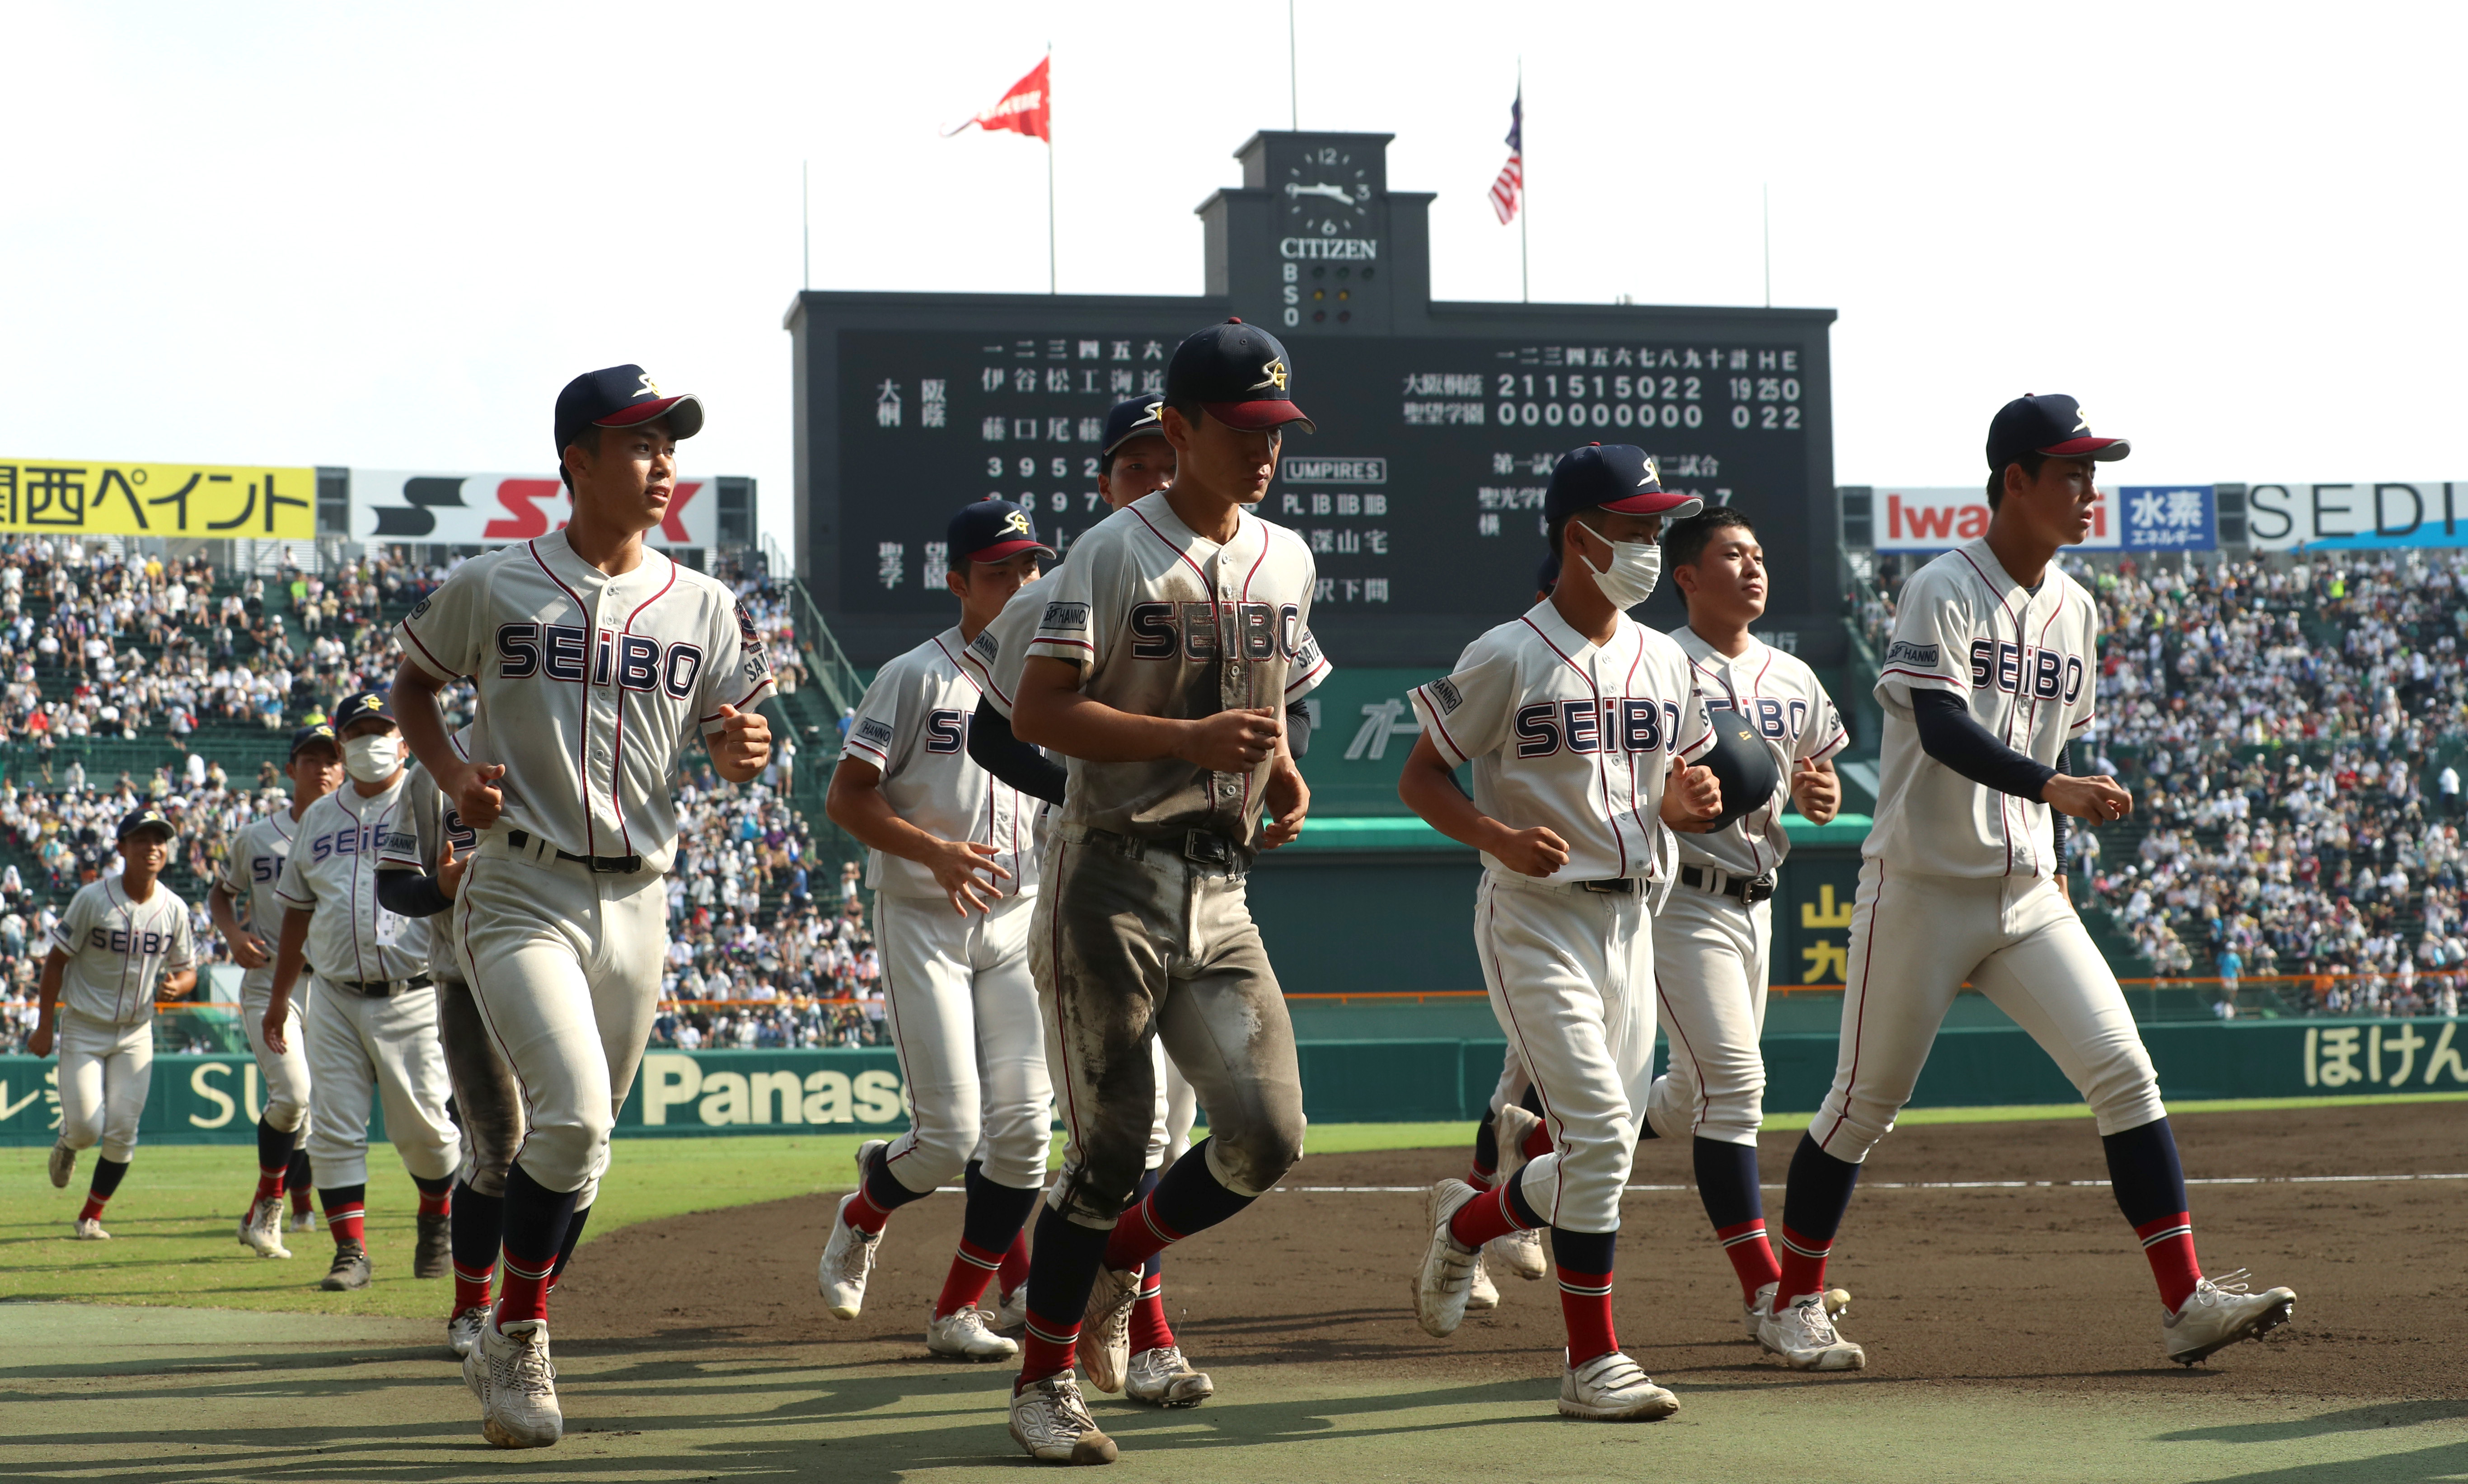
<box><xmin>333</xmin><ymin>690</ymin><xmax>395</xmax><ymax>730</ymax></box>
<box><xmin>1100</xmin><ymin>397</ymin><xmax>1169</xmax><ymax>458</ymax></box>
<box><xmin>1165</xmin><ymin>319</ymin><xmax>1315</xmax><ymax>433</ymax></box>
<box><xmin>949</xmin><ymin>499</ymin><xmax>1054</xmax><ymax>564</ymax></box>
<box><xmin>1542</xmin><ymin>444</ymin><xmax>1704</xmax><ymax>525</ymax></box>
<box><xmin>117</xmin><ymin>805</ymin><xmax>174</xmax><ymax>841</ymax></box>
<box><xmin>288</xmin><ymin>722</ymin><xmax>338</xmax><ymax>758</ymax></box>
<box><xmin>554</xmin><ymin>364</ymin><xmax>706</xmax><ymax>463</ymax></box>
<box><xmin>1986</xmin><ymin>393</ymin><xmax>2130</xmax><ymax>471</ymax></box>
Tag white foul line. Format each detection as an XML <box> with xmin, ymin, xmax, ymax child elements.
<box><xmin>1277</xmin><ymin>1172</ymin><xmax>2468</xmax><ymax>1194</ymax></box>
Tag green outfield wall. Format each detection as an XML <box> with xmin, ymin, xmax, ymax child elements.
<box><xmin>7</xmin><ymin>1018</ymin><xmax>2464</xmax><ymax>1145</ymax></box>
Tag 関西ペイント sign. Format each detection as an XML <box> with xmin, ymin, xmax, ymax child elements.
<box><xmin>0</xmin><ymin>460</ymin><xmax>316</xmax><ymax>538</ymax></box>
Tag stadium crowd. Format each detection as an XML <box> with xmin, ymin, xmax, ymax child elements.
<box><xmin>0</xmin><ymin>538</ymin><xmax>849</xmax><ymax>1055</ymax></box>
<box><xmin>1863</xmin><ymin>548</ymin><xmax>2468</xmax><ymax>1013</ymax></box>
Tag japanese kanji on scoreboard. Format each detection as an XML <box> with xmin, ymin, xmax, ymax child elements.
<box><xmin>0</xmin><ymin>460</ymin><xmax>314</xmax><ymax>538</ymax></box>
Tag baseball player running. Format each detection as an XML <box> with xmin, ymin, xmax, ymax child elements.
<box><xmin>215</xmin><ymin>723</ymin><xmax>342</xmax><ymax>1259</ymax></box>
<box><xmin>261</xmin><ymin>689</ymin><xmax>461</xmax><ymax>1293</ymax></box>
<box><xmin>1400</xmin><ymin>443</ymin><xmax>1723</xmax><ymax>1422</ymax></box>
<box><xmin>378</xmin><ymin>727</ymin><xmax>529</xmax><ymax>1360</ymax></box>
<box><xmin>816</xmin><ymin>497</ymin><xmax>1054</xmax><ymax>1365</ymax></box>
<box><xmin>969</xmin><ymin>319</ymin><xmax>1322</xmax><ymax>1464</ymax></box>
<box><xmin>1756</xmin><ymin>394</ymin><xmax>2295</xmax><ymax>1372</ymax></box>
<box><xmin>32</xmin><ymin>805</ymin><xmax>197</xmax><ymax>1238</ymax></box>
<box><xmin>1642</xmin><ymin>506</ymin><xmax>1855</xmax><ymax>1335</ymax></box>
<box><xmin>966</xmin><ymin>394</ymin><xmax>1312</xmax><ymax>1408</ymax></box>
<box><xmin>393</xmin><ymin>364</ymin><xmax>772</xmax><ymax>1449</ymax></box>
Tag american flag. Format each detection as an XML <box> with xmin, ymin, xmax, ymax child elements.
<box><xmin>1489</xmin><ymin>88</ymin><xmax>1523</xmax><ymax>224</ymax></box>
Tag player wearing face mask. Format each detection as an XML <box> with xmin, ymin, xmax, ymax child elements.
<box><xmin>260</xmin><ymin>690</ymin><xmax>462</xmax><ymax>1292</ymax></box>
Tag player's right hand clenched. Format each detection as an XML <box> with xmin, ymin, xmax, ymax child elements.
<box><xmin>2041</xmin><ymin>773</ymin><xmax>2133</xmax><ymax>824</ymax></box>
<box><xmin>1176</xmin><ymin>707</ymin><xmax>1283</xmax><ymax>774</ymax></box>
<box><xmin>451</xmin><ymin>763</ymin><xmax>507</xmax><ymax>830</ymax></box>
<box><xmin>1490</xmin><ymin>824</ymin><xmax>1571</xmax><ymax>878</ymax></box>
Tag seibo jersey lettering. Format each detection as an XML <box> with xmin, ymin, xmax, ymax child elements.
<box><xmin>398</xmin><ymin>529</ymin><xmax>772</xmax><ymax>873</ymax></box>
<box><xmin>1866</xmin><ymin>537</ymin><xmax>2098</xmax><ymax>880</ymax></box>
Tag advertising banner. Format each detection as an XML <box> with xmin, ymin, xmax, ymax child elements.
<box><xmin>2118</xmin><ymin>485</ymin><xmax>2217</xmax><ymax>550</ymax></box>
<box><xmin>2242</xmin><ymin>481</ymin><xmax>2468</xmax><ymax>550</ymax></box>
<box><xmin>0</xmin><ymin>460</ymin><xmax>315</xmax><ymax>538</ymax></box>
<box><xmin>348</xmin><ymin>470</ymin><xmax>717</xmax><ymax>549</ymax></box>
<box><xmin>1873</xmin><ymin>486</ymin><xmax>2120</xmax><ymax>552</ymax></box>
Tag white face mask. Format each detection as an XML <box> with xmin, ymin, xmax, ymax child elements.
<box><xmin>1577</xmin><ymin>523</ymin><xmax>1663</xmax><ymax>609</ymax></box>
<box><xmin>342</xmin><ymin>732</ymin><xmax>401</xmax><ymax>784</ymax></box>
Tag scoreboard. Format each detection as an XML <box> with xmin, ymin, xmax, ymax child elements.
<box><xmin>790</xmin><ymin>131</ymin><xmax>1838</xmax><ymax>669</ymax></box>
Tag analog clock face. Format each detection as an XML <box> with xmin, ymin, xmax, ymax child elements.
<box><xmin>1283</xmin><ymin>146</ymin><xmax>1372</xmax><ymax>237</ymax></box>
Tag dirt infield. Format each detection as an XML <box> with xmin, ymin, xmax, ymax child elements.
<box><xmin>557</xmin><ymin>1099</ymin><xmax>2467</xmax><ymax>1401</ymax></box>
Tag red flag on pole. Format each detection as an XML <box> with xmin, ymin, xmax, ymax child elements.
<box><xmin>947</xmin><ymin>57</ymin><xmax>1050</xmax><ymax>140</ymax></box>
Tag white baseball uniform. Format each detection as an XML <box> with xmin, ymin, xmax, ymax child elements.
<box><xmin>1811</xmin><ymin>538</ymin><xmax>2161</xmax><ymax>1164</ymax></box>
<box><xmin>1410</xmin><ymin>600</ymin><xmax>1712</xmax><ymax>1234</ymax></box>
<box><xmin>1644</xmin><ymin>628</ymin><xmax>1847</xmax><ymax>1147</ymax></box>
<box><xmin>960</xmin><ymin>492</ymin><xmax>1325</xmax><ymax>1222</ymax></box>
<box><xmin>51</xmin><ymin>877</ymin><xmax>195</xmax><ymax>1162</ymax></box>
<box><xmin>398</xmin><ymin>531</ymin><xmax>771</xmax><ymax>1193</ymax></box>
<box><xmin>277</xmin><ymin>774</ymin><xmax>459</xmax><ymax>1190</ymax></box>
<box><xmin>843</xmin><ymin>627</ymin><xmax>1052</xmax><ymax>1195</ymax></box>
<box><xmin>217</xmin><ymin>810</ymin><xmax>313</xmax><ymax>1134</ymax></box>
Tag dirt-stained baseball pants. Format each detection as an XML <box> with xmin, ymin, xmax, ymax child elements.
<box><xmin>55</xmin><ymin>1008</ymin><xmax>152</xmax><ymax>1162</ymax></box>
<box><xmin>1033</xmin><ymin>825</ymin><xmax>1305</xmax><ymax>1229</ymax></box>
<box><xmin>241</xmin><ymin>983</ymin><xmax>313</xmax><ymax>1134</ymax></box>
<box><xmin>304</xmin><ymin>974</ymin><xmax>459</xmax><ymax>1189</ymax></box>
<box><xmin>1808</xmin><ymin>861</ymin><xmax>2166</xmax><ymax>1163</ymax></box>
<box><xmin>875</xmin><ymin>889</ymin><xmax>1052</xmax><ymax>1194</ymax></box>
<box><xmin>436</xmin><ymin>974</ymin><xmax>524</xmax><ymax>1198</ymax></box>
<box><xmin>452</xmin><ymin>838</ymin><xmax>665</xmax><ymax>1197</ymax></box>
<box><xmin>1644</xmin><ymin>880</ymin><xmax>1772</xmax><ymax>1147</ymax></box>
<box><xmin>1474</xmin><ymin>872</ymin><xmax>1658</xmax><ymax>1236</ymax></box>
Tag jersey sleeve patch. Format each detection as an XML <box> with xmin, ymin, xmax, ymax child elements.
<box><xmin>1040</xmin><ymin>601</ymin><xmax>1088</xmax><ymax>630</ymax></box>
<box><xmin>1883</xmin><ymin>640</ymin><xmax>1938</xmax><ymax>667</ymax></box>
<box><xmin>1427</xmin><ymin>676</ymin><xmax>1464</xmax><ymax>714</ymax></box>
<box><xmin>853</xmin><ymin>717</ymin><xmax>895</xmax><ymax>748</ymax></box>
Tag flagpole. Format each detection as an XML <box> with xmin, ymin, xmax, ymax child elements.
<box><xmin>801</xmin><ymin>159</ymin><xmax>810</xmax><ymax>292</ymax></box>
<box><xmin>1046</xmin><ymin>44</ymin><xmax>1057</xmax><ymax>295</ymax></box>
<box><xmin>1517</xmin><ymin>60</ymin><xmax>1528</xmax><ymax>304</ymax></box>
<box><xmin>1289</xmin><ymin>0</ymin><xmax>1299</xmax><ymax>129</ymax></box>
<box><xmin>1762</xmin><ymin>182</ymin><xmax>1771</xmax><ymax>309</ymax></box>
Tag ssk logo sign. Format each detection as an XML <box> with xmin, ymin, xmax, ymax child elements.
<box><xmin>349</xmin><ymin>469</ymin><xmax>717</xmax><ymax>549</ymax></box>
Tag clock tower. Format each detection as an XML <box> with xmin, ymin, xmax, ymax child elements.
<box><xmin>1198</xmin><ymin>131</ymin><xmax>1433</xmax><ymax>336</ymax></box>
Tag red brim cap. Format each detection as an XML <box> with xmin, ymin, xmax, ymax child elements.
<box><xmin>597</xmin><ymin>393</ymin><xmax>706</xmax><ymax>440</ymax></box>
<box><xmin>1200</xmin><ymin>399</ymin><xmax>1316</xmax><ymax>434</ymax></box>
<box><xmin>2037</xmin><ymin>435</ymin><xmax>2130</xmax><ymax>461</ymax></box>
<box><xmin>1598</xmin><ymin>490</ymin><xmax>1705</xmax><ymax>518</ymax></box>
<box><xmin>967</xmin><ymin>538</ymin><xmax>1055</xmax><ymax>562</ymax></box>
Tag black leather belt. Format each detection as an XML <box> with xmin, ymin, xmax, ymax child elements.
<box><xmin>508</xmin><ymin>829</ymin><xmax>643</xmax><ymax>875</ymax></box>
<box><xmin>334</xmin><ymin>972</ymin><xmax>432</xmax><ymax>997</ymax></box>
<box><xmin>1081</xmin><ymin>826</ymin><xmax>1250</xmax><ymax>873</ymax></box>
<box><xmin>1679</xmin><ymin>864</ymin><xmax>1775</xmax><ymax>905</ymax></box>
<box><xmin>1576</xmin><ymin>878</ymin><xmax>1637</xmax><ymax>895</ymax></box>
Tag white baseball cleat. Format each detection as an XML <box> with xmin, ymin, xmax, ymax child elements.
<box><xmin>1486</xmin><ymin>1225</ymin><xmax>1549</xmax><ymax>1283</ymax></box>
<box><xmin>289</xmin><ymin>1208</ymin><xmax>318</xmax><ymax>1235</ymax></box>
<box><xmin>1126</xmin><ymin>1345</ymin><xmax>1214</xmax><ymax>1408</ymax></box>
<box><xmin>1466</xmin><ymin>1251</ymin><xmax>1500</xmax><ymax>1311</ymax></box>
<box><xmin>926</xmin><ymin>1306</ymin><xmax>1020</xmax><ymax>1361</ymax></box>
<box><xmin>447</xmin><ymin>1305</ymin><xmax>491</xmax><ymax>1359</ymax></box>
<box><xmin>1745</xmin><ymin>1281</ymin><xmax>1850</xmax><ymax>1341</ymax></box>
<box><xmin>1495</xmin><ymin>1103</ymin><xmax>1543</xmax><ymax>1182</ymax></box>
<box><xmin>1558</xmin><ymin>1351</ymin><xmax>1681</xmax><ymax>1420</ymax></box>
<box><xmin>2164</xmin><ymin>1272</ymin><xmax>2297</xmax><ymax>1366</ymax></box>
<box><xmin>994</xmin><ymin>1285</ymin><xmax>1029</xmax><ymax>1331</ymax></box>
<box><xmin>1077</xmin><ymin>1265</ymin><xmax>1141</xmax><ymax>1394</ymax></box>
<box><xmin>817</xmin><ymin>1194</ymin><xmax>880</xmax><ymax>1320</ymax></box>
<box><xmin>48</xmin><ymin>1142</ymin><xmax>75</xmax><ymax>1189</ymax></box>
<box><xmin>71</xmin><ymin>1216</ymin><xmax>110</xmax><ymax>1241</ymax></box>
<box><xmin>1756</xmin><ymin>1292</ymin><xmax>1867</xmax><ymax>1372</ymax></box>
<box><xmin>1411</xmin><ymin>1179</ymin><xmax>1482</xmax><ymax>1338</ymax></box>
<box><xmin>239</xmin><ymin>1197</ymin><xmax>291</xmax><ymax>1259</ymax></box>
<box><xmin>467</xmin><ymin>1317</ymin><xmax>562</xmax><ymax>1448</ymax></box>
<box><xmin>1008</xmin><ymin>1371</ymin><xmax>1117</xmax><ymax>1465</ymax></box>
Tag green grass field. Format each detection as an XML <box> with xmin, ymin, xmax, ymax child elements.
<box><xmin>10</xmin><ymin>1093</ymin><xmax>2466</xmax><ymax>1320</ymax></box>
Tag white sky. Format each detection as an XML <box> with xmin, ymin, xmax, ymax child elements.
<box><xmin>5</xmin><ymin>2</ymin><xmax>2461</xmax><ymax>552</ymax></box>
